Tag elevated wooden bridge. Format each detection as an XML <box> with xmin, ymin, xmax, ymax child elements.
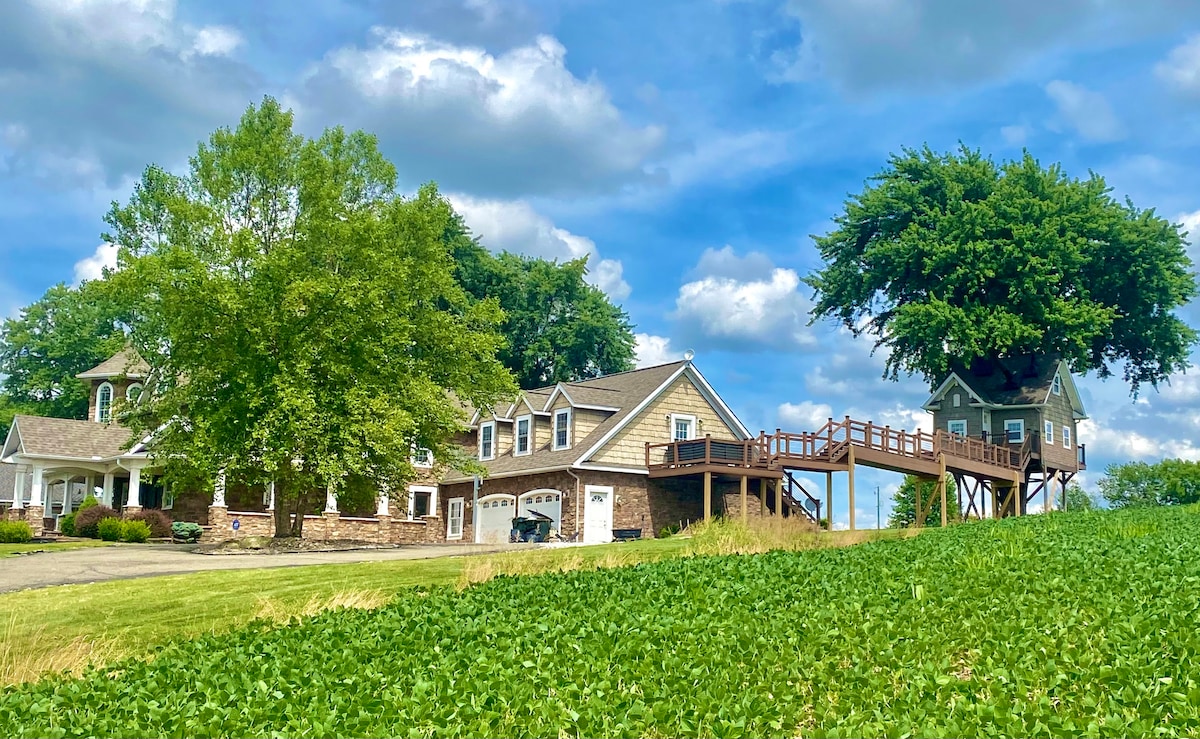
<box><xmin>645</xmin><ymin>416</ymin><xmax>1033</xmax><ymax>529</ymax></box>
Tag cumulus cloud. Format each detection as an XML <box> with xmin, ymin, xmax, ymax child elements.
<box><xmin>773</xmin><ymin>0</ymin><xmax>1199</xmax><ymax>92</ymax></box>
<box><xmin>1044</xmin><ymin>80</ymin><xmax>1125</xmax><ymax>142</ymax></box>
<box><xmin>1000</xmin><ymin>125</ymin><xmax>1029</xmax><ymax>147</ymax></box>
<box><xmin>777</xmin><ymin>400</ymin><xmax>833</xmax><ymax>430</ymax></box>
<box><xmin>294</xmin><ymin>30</ymin><xmax>664</xmax><ymax>198</ymax></box>
<box><xmin>73</xmin><ymin>243</ymin><xmax>118</xmax><ymax>284</ymax></box>
<box><xmin>672</xmin><ymin>247</ymin><xmax>814</xmax><ymax>352</ymax></box>
<box><xmin>0</xmin><ymin>0</ymin><xmax>259</xmax><ymax>188</ymax></box>
<box><xmin>449</xmin><ymin>194</ymin><xmax>631</xmax><ymax>300</ymax></box>
<box><xmin>1156</xmin><ymin>34</ymin><xmax>1200</xmax><ymax>97</ymax></box>
<box><xmin>634</xmin><ymin>334</ymin><xmax>682</xmax><ymax>368</ymax></box>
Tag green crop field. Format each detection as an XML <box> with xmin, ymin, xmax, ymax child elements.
<box><xmin>3</xmin><ymin>507</ymin><xmax>1200</xmax><ymax>738</ymax></box>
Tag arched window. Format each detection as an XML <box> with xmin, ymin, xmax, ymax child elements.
<box><xmin>126</xmin><ymin>383</ymin><xmax>143</xmax><ymax>402</ymax></box>
<box><xmin>96</xmin><ymin>382</ymin><xmax>114</xmax><ymax>423</ymax></box>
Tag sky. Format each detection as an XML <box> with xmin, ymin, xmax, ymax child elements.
<box><xmin>3</xmin><ymin>0</ymin><xmax>1200</xmax><ymax>527</ymax></box>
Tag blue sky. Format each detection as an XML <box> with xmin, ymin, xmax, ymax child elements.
<box><xmin>3</xmin><ymin>0</ymin><xmax>1200</xmax><ymax>526</ymax></box>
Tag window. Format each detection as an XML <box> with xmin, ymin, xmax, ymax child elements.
<box><xmin>1044</xmin><ymin>420</ymin><xmax>1054</xmax><ymax>445</ymax></box>
<box><xmin>1052</xmin><ymin>375</ymin><xmax>1062</xmax><ymax>395</ymax></box>
<box><xmin>952</xmin><ymin>393</ymin><xmax>961</xmax><ymax>408</ymax></box>
<box><xmin>947</xmin><ymin>420</ymin><xmax>967</xmax><ymax>437</ymax></box>
<box><xmin>412</xmin><ymin>447</ymin><xmax>433</xmax><ymax>467</ymax></box>
<box><xmin>670</xmin><ymin>413</ymin><xmax>696</xmax><ymax>441</ymax></box>
<box><xmin>553</xmin><ymin>409</ymin><xmax>571</xmax><ymax>450</ymax></box>
<box><xmin>447</xmin><ymin>498</ymin><xmax>464</xmax><ymax>540</ymax></box>
<box><xmin>1063</xmin><ymin>426</ymin><xmax>1072</xmax><ymax>448</ymax></box>
<box><xmin>1004</xmin><ymin>419</ymin><xmax>1024</xmax><ymax>443</ymax></box>
<box><xmin>126</xmin><ymin>383</ymin><xmax>143</xmax><ymax>402</ymax></box>
<box><xmin>407</xmin><ymin>485</ymin><xmax>437</xmax><ymax>521</ymax></box>
<box><xmin>515</xmin><ymin>415</ymin><xmax>531</xmax><ymax>456</ymax></box>
<box><xmin>96</xmin><ymin>382</ymin><xmax>113</xmax><ymax>423</ymax></box>
<box><xmin>479</xmin><ymin>422</ymin><xmax>496</xmax><ymax>460</ymax></box>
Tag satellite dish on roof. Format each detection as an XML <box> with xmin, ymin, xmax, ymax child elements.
<box><xmin>683</xmin><ymin>349</ymin><xmax>695</xmax><ymax>362</ymax></box>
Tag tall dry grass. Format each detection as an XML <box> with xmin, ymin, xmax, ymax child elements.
<box><xmin>456</xmin><ymin>546</ymin><xmax>665</xmax><ymax>589</ymax></box>
<box><xmin>681</xmin><ymin>516</ymin><xmax>915</xmax><ymax>557</ymax></box>
<box><xmin>0</xmin><ymin>613</ymin><xmax>123</xmax><ymax>685</ymax></box>
<box><xmin>252</xmin><ymin>589</ymin><xmax>393</xmax><ymax>623</ymax></box>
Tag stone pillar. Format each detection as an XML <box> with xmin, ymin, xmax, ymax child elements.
<box><xmin>11</xmin><ymin>466</ymin><xmax>25</xmax><ymax>510</ymax></box>
<box><xmin>27</xmin><ymin>465</ymin><xmax>45</xmax><ymax>536</ymax></box>
<box><xmin>102</xmin><ymin>472</ymin><xmax>115</xmax><ymax>508</ymax></box>
<box><xmin>125</xmin><ymin>465</ymin><xmax>143</xmax><ymax>513</ymax></box>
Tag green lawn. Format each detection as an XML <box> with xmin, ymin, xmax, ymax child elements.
<box><xmin>0</xmin><ymin>540</ymin><xmax>112</xmax><ymax>558</ymax></box>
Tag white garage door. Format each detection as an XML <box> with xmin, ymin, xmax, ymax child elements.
<box><xmin>518</xmin><ymin>490</ymin><xmax>563</xmax><ymax>534</ymax></box>
<box><xmin>477</xmin><ymin>495</ymin><xmax>516</xmax><ymax>543</ymax></box>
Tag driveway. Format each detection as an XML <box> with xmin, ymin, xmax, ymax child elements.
<box><xmin>0</xmin><ymin>543</ymin><xmax>520</xmax><ymax>593</ymax></box>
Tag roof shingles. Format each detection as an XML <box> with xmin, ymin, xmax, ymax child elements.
<box><xmin>10</xmin><ymin>415</ymin><xmax>134</xmax><ymax>460</ymax></box>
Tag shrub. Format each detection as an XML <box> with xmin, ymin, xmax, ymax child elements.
<box><xmin>126</xmin><ymin>509</ymin><xmax>172</xmax><ymax>538</ymax></box>
<box><xmin>119</xmin><ymin>519</ymin><xmax>152</xmax><ymax>543</ymax></box>
<box><xmin>171</xmin><ymin>521</ymin><xmax>203</xmax><ymax>543</ymax></box>
<box><xmin>77</xmin><ymin>495</ymin><xmax>99</xmax><ymax>512</ymax></box>
<box><xmin>96</xmin><ymin>516</ymin><xmax>124</xmax><ymax>542</ymax></box>
<box><xmin>58</xmin><ymin>513</ymin><xmax>77</xmax><ymax>537</ymax></box>
<box><xmin>74</xmin><ymin>505</ymin><xmax>118</xmax><ymax>539</ymax></box>
<box><xmin>0</xmin><ymin>520</ymin><xmax>33</xmax><ymax>544</ymax></box>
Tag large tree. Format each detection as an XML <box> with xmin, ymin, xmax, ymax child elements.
<box><xmin>0</xmin><ymin>281</ymin><xmax>126</xmax><ymax>435</ymax></box>
<box><xmin>806</xmin><ymin>146</ymin><xmax>1197</xmax><ymax>395</ymax></box>
<box><xmin>449</xmin><ymin>236</ymin><xmax>636</xmax><ymax>389</ymax></box>
<box><xmin>103</xmin><ymin>98</ymin><xmax>517</xmax><ymax>536</ymax></box>
<box><xmin>1098</xmin><ymin>459</ymin><xmax>1200</xmax><ymax>509</ymax></box>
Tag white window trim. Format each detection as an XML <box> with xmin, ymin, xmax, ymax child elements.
<box><xmin>1003</xmin><ymin>419</ymin><xmax>1025</xmax><ymax>443</ymax></box>
<box><xmin>669</xmin><ymin>413</ymin><xmax>698</xmax><ymax>441</ymax></box>
<box><xmin>952</xmin><ymin>393</ymin><xmax>961</xmax><ymax>408</ymax></box>
<box><xmin>479</xmin><ymin>421</ymin><xmax>496</xmax><ymax>461</ymax></box>
<box><xmin>411</xmin><ymin>445</ymin><xmax>434</xmax><ymax>468</ymax></box>
<box><xmin>1044</xmin><ymin>420</ymin><xmax>1054</xmax><ymax>446</ymax></box>
<box><xmin>446</xmin><ymin>497</ymin><xmax>465</xmax><ymax>540</ymax></box>
<box><xmin>552</xmin><ymin>408</ymin><xmax>572</xmax><ymax>451</ymax></box>
<box><xmin>1062</xmin><ymin>426</ymin><xmax>1072</xmax><ymax>448</ymax></box>
<box><xmin>1052</xmin><ymin>375</ymin><xmax>1062</xmax><ymax>395</ymax></box>
<box><xmin>514</xmin><ymin>414</ymin><xmax>532</xmax><ymax>457</ymax></box>
<box><xmin>947</xmin><ymin>419</ymin><xmax>967</xmax><ymax>437</ymax></box>
<box><xmin>96</xmin><ymin>382</ymin><xmax>114</xmax><ymax>423</ymax></box>
<box><xmin>126</xmin><ymin>382</ymin><xmax>143</xmax><ymax>401</ymax></box>
<box><xmin>407</xmin><ymin>484</ymin><xmax>438</xmax><ymax>521</ymax></box>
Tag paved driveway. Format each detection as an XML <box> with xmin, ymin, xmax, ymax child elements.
<box><xmin>0</xmin><ymin>543</ymin><xmax>519</xmax><ymax>593</ymax></box>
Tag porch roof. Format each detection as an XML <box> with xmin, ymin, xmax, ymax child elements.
<box><xmin>3</xmin><ymin>415</ymin><xmax>135</xmax><ymax>462</ymax></box>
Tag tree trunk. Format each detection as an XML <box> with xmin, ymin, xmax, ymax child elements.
<box><xmin>272</xmin><ymin>477</ymin><xmax>291</xmax><ymax>538</ymax></box>
<box><xmin>289</xmin><ymin>489</ymin><xmax>307</xmax><ymax>537</ymax></box>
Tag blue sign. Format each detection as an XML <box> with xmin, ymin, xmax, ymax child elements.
<box><xmin>232</xmin><ymin>519</ymin><xmax>240</xmax><ymax>531</ymax></box>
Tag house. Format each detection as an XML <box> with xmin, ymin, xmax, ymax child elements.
<box><xmin>3</xmin><ymin>348</ymin><xmax>764</xmax><ymax>543</ymax></box>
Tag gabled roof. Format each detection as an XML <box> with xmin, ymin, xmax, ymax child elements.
<box><xmin>923</xmin><ymin>354</ymin><xmax>1087</xmax><ymax>417</ymax></box>
<box><xmin>2</xmin><ymin>415</ymin><xmax>136</xmax><ymax>462</ymax></box>
<box><xmin>76</xmin><ymin>347</ymin><xmax>149</xmax><ymax>380</ymax></box>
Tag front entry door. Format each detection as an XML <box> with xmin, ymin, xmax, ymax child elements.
<box><xmin>583</xmin><ymin>486</ymin><xmax>613</xmax><ymax>544</ymax></box>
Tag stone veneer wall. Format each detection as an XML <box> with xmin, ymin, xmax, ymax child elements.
<box><xmin>203</xmin><ymin>508</ymin><xmax>443</xmax><ymax>545</ymax></box>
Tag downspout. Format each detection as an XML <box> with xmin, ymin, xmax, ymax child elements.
<box><xmin>566</xmin><ymin>468</ymin><xmax>581</xmax><ymax>539</ymax></box>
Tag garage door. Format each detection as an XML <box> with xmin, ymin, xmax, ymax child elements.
<box><xmin>477</xmin><ymin>495</ymin><xmax>516</xmax><ymax>543</ymax></box>
<box><xmin>519</xmin><ymin>490</ymin><xmax>563</xmax><ymax>534</ymax></box>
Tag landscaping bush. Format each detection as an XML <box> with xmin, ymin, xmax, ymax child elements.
<box><xmin>58</xmin><ymin>512</ymin><xmax>77</xmax><ymax>537</ymax></box>
<box><xmin>96</xmin><ymin>516</ymin><xmax>124</xmax><ymax>542</ymax></box>
<box><xmin>74</xmin><ymin>505</ymin><xmax>118</xmax><ymax>539</ymax></box>
<box><xmin>0</xmin><ymin>520</ymin><xmax>33</xmax><ymax>544</ymax></box>
<box><xmin>126</xmin><ymin>509</ymin><xmax>172</xmax><ymax>538</ymax></box>
<box><xmin>171</xmin><ymin>521</ymin><xmax>203</xmax><ymax>543</ymax></box>
<box><xmin>119</xmin><ymin>519</ymin><xmax>152</xmax><ymax>543</ymax></box>
<box><xmin>77</xmin><ymin>494</ymin><xmax>99</xmax><ymax>512</ymax></box>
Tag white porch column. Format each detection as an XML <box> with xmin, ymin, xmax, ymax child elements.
<box><xmin>324</xmin><ymin>485</ymin><xmax>339</xmax><ymax>513</ymax></box>
<box><xmin>126</xmin><ymin>465</ymin><xmax>143</xmax><ymax>510</ymax></box>
<box><xmin>265</xmin><ymin>481</ymin><xmax>275</xmax><ymax>511</ymax></box>
<box><xmin>29</xmin><ymin>465</ymin><xmax>44</xmax><ymax>508</ymax></box>
<box><xmin>102</xmin><ymin>472</ymin><xmax>115</xmax><ymax>507</ymax></box>
<box><xmin>212</xmin><ymin>469</ymin><xmax>227</xmax><ymax>508</ymax></box>
<box><xmin>12</xmin><ymin>466</ymin><xmax>26</xmax><ymax>509</ymax></box>
<box><xmin>64</xmin><ymin>479</ymin><xmax>76</xmax><ymax>514</ymax></box>
<box><xmin>376</xmin><ymin>487</ymin><xmax>390</xmax><ymax>517</ymax></box>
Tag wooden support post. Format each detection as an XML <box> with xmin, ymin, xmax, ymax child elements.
<box><xmin>739</xmin><ymin>475</ymin><xmax>748</xmax><ymax>523</ymax></box>
<box><xmin>990</xmin><ymin>482</ymin><xmax>998</xmax><ymax>520</ymax></box>
<box><xmin>939</xmin><ymin>454</ymin><xmax>948</xmax><ymax>528</ymax></box>
<box><xmin>847</xmin><ymin>445</ymin><xmax>856</xmax><ymax>531</ymax></box>
<box><xmin>703</xmin><ymin>472</ymin><xmax>712</xmax><ymax>522</ymax></box>
<box><xmin>825</xmin><ymin>470</ymin><xmax>833</xmax><ymax>530</ymax></box>
<box><xmin>1012</xmin><ymin>474</ymin><xmax>1022</xmax><ymax>516</ymax></box>
<box><xmin>915</xmin><ymin>479</ymin><xmax>923</xmax><ymax>528</ymax></box>
<box><xmin>759</xmin><ymin>477</ymin><xmax>767</xmax><ymax>516</ymax></box>
<box><xmin>1044</xmin><ymin>471</ymin><xmax>1050</xmax><ymax>514</ymax></box>
<box><xmin>956</xmin><ymin>475</ymin><xmax>964</xmax><ymax>521</ymax></box>
<box><xmin>774</xmin><ymin>478</ymin><xmax>783</xmax><ymax>519</ymax></box>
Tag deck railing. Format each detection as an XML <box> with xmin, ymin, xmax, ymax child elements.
<box><xmin>645</xmin><ymin>435</ymin><xmax>772</xmax><ymax>472</ymax></box>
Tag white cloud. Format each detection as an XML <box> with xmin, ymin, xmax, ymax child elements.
<box><xmin>296</xmin><ymin>30</ymin><xmax>664</xmax><ymax>198</ymax></box>
<box><xmin>448</xmin><ymin>194</ymin><xmax>631</xmax><ymax>300</ymax></box>
<box><xmin>73</xmin><ymin>243</ymin><xmax>118</xmax><ymax>284</ymax></box>
<box><xmin>634</xmin><ymin>334</ymin><xmax>682</xmax><ymax>368</ymax></box>
<box><xmin>1156</xmin><ymin>34</ymin><xmax>1200</xmax><ymax>97</ymax></box>
<box><xmin>672</xmin><ymin>247</ymin><xmax>814</xmax><ymax>352</ymax></box>
<box><xmin>1044</xmin><ymin>80</ymin><xmax>1125</xmax><ymax>142</ymax></box>
<box><xmin>777</xmin><ymin>400</ymin><xmax>833</xmax><ymax>430</ymax></box>
<box><xmin>1000</xmin><ymin>124</ymin><xmax>1029</xmax><ymax>146</ymax></box>
<box><xmin>664</xmin><ymin>129</ymin><xmax>795</xmax><ymax>188</ymax></box>
<box><xmin>188</xmin><ymin>26</ymin><xmax>243</xmax><ymax>58</ymax></box>
<box><xmin>1178</xmin><ymin>210</ymin><xmax>1200</xmax><ymax>262</ymax></box>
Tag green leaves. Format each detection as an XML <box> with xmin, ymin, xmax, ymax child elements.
<box><xmin>5</xmin><ymin>507</ymin><xmax>1200</xmax><ymax>737</ymax></box>
<box><xmin>1100</xmin><ymin>459</ymin><xmax>1200</xmax><ymax>508</ymax></box>
<box><xmin>806</xmin><ymin>145</ymin><xmax>1197</xmax><ymax>395</ymax></box>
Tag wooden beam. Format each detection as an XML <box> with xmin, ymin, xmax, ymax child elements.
<box><xmin>939</xmin><ymin>454</ymin><xmax>948</xmax><ymax>527</ymax></box>
<box><xmin>847</xmin><ymin>445</ymin><xmax>856</xmax><ymax>531</ymax></box>
<box><xmin>825</xmin><ymin>470</ymin><xmax>833</xmax><ymax>530</ymax></box>
<box><xmin>740</xmin><ymin>475</ymin><xmax>748</xmax><ymax>523</ymax></box>
<box><xmin>990</xmin><ymin>482</ymin><xmax>998</xmax><ymax>520</ymax></box>
<box><xmin>915</xmin><ymin>477</ymin><xmax>922</xmax><ymax>529</ymax></box>
<box><xmin>703</xmin><ymin>471</ymin><xmax>712</xmax><ymax>522</ymax></box>
<box><xmin>759</xmin><ymin>477</ymin><xmax>767</xmax><ymax>516</ymax></box>
<box><xmin>774</xmin><ymin>478</ymin><xmax>783</xmax><ymax>519</ymax></box>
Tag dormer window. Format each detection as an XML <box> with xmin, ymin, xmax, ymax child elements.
<box><xmin>515</xmin><ymin>415</ymin><xmax>532</xmax><ymax>456</ymax></box>
<box><xmin>1052</xmin><ymin>375</ymin><xmax>1062</xmax><ymax>395</ymax></box>
<box><xmin>479</xmin><ymin>422</ymin><xmax>496</xmax><ymax>461</ymax></box>
<box><xmin>126</xmin><ymin>383</ymin><xmax>143</xmax><ymax>402</ymax></box>
<box><xmin>553</xmin><ymin>409</ymin><xmax>571</xmax><ymax>451</ymax></box>
<box><xmin>96</xmin><ymin>382</ymin><xmax>113</xmax><ymax>423</ymax></box>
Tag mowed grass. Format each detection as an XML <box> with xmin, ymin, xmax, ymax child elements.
<box><xmin>0</xmin><ymin>540</ymin><xmax>111</xmax><ymax>558</ymax></box>
<box><xmin>0</xmin><ymin>518</ymin><xmax>886</xmax><ymax>685</ymax></box>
